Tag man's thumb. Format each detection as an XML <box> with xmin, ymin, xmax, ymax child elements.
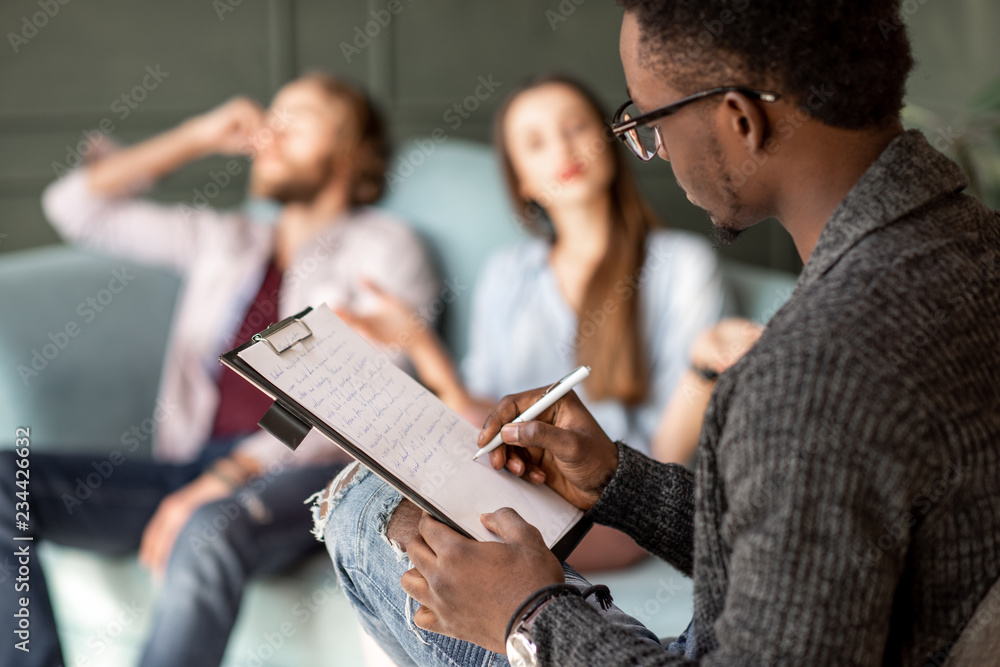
<box><xmin>480</xmin><ymin>507</ymin><xmax>534</xmax><ymax>543</ymax></box>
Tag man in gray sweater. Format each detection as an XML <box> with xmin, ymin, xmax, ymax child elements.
<box><xmin>315</xmin><ymin>1</ymin><xmax>1000</xmax><ymax>665</ymax></box>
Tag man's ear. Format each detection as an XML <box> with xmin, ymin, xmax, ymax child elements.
<box><xmin>719</xmin><ymin>91</ymin><xmax>770</xmax><ymax>154</ymax></box>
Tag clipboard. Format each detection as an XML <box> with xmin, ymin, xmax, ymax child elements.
<box><xmin>220</xmin><ymin>307</ymin><xmax>592</xmax><ymax>561</ymax></box>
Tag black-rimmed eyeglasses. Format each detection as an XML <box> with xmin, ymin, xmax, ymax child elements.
<box><xmin>611</xmin><ymin>87</ymin><xmax>781</xmax><ymax>161</ymax></box>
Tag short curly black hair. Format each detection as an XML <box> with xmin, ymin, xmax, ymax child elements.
<box><xmin>618</xmin><ymin>0</ymin><xmax>914</xmax><ymax>130</ymax></box>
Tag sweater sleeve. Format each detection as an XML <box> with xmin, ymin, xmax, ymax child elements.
<box><xmin>531</xmin><ymin>595</ymin><xmax>695</xmax><ymax>666</ymax></box>
<box><xmin>42</xmin><ymin>167</ymin><xmax>218</xmax><ymax>274</ymax></box>
<box><xmin>586</xmin><ymin>441</ymin><xmax>696</xmax><ymax>575</ymax></box>
<box><xmin>531</xmin><ymin>343</ymin><xmax>929</xmax><ymax>665</ymax></box>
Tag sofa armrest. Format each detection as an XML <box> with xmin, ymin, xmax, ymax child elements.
<box><xmin>0</xmin><ymin>245</ymin><xmax>180</xmax><ymax>455</ymax></box>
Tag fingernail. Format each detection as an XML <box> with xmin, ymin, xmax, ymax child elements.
<box><xmin>501</xmin><ymin>424</ymin><xmax>518</xmax><ymax>443</ymax></box>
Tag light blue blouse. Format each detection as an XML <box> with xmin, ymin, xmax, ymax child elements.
<box><xmin>460</xmin><ymin>229</ymin><xmax>726</xmax><ymax>454</ymax></box>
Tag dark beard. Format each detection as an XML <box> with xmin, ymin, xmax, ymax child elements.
<box><xmin>706</xmin><ymin>134</ymin><xmax>745</xmax><ymax>249</ymax></box>
<box><xmin>270</xmin><ymin>180</ymin><xmax>324</xmax><ymax>204</ymax></box>
<box><xmin>710</xmin><ymin>219</ymin><xmax>744</xmax><ymax>248</ymax></box>
<box><xmin>258</xmin><ymin>158</ymin><xmax>334</xmax><ymax>205</ymax></box>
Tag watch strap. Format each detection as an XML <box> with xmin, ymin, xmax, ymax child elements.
<box><xmin>504</xmin><ymin>583</ymin><xmax>614</xmax><ymax>641</ymax></box>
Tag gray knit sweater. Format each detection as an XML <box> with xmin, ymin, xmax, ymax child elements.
<box><xmin>530</xmin><ymin>131</ymin><xmax>1000</xmax><ymax>665</ymax></box>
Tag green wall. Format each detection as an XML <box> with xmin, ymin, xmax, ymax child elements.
<box><xmin>2</xmin><ymin>0</ymin><xmax>997</xmax><ymax>273</ymax></box>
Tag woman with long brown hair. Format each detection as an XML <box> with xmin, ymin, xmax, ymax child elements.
<box><xmin>341</xmin><ymin>73</ymin><xmax>725</xmax><ymax>571</ymax></box>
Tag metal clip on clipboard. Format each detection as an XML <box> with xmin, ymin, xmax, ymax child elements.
<box><xmin>252</xmin><ymin>315</ymin><xmax>313</xmax><ymax>355</ymax></box>
<box><xmin>252</xmin><ymin>311</ymin><xmax>315</xmax><ymax>450</ymax></box>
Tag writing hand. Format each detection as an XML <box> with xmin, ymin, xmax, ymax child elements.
<box><xmin>400</xmin><ymin>508</ymin><xmax>564</xmax><ymax>653</ymax></box>
<box><xmin>481</xmin><ymin>389</ymin><xmax>618</xmax><ymax>510</ymax></box>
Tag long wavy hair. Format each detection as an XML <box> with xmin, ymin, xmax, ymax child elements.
<box><xmin>493</xmin><ymin>74</ymin><xmax>660</xmax><ymax>405</ymax></box>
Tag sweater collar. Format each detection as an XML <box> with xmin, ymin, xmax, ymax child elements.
<box><xmin>796</xmin><ymin>129</ymin><xmax>968</xmax><ymax>289</ymax></box>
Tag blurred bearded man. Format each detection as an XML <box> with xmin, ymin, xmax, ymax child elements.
<box><xmin>0</xmin><ymin>73</ymin><xmax>438</xmax><ymax>667</ymax></box>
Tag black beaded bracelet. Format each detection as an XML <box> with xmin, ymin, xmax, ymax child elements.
<box><xmin>691</xmin><ymin>364</ymin><xmax>720</xmax><ymax>382</ymax></box>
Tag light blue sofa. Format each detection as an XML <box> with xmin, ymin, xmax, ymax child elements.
<box><xmin>0</xmin><ymin>139</ymin><xmax>798</xmax><ymax>666</ymax></box>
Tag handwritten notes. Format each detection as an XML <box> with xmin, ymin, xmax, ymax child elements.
<box><xmin>239</xmin><ymin>305</ymin><xmax>583</xmax><ymax>546</ymax></box>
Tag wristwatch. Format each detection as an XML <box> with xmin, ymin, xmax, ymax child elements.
<box><xmin>506</xmin><ymin>583</ymin><xmax>609</xmax><ymax>666</ymax></box>
<box><xmin>505</xmin><ymin>597</ymin><xmax>552</xmax><ymax>667</ymax></box>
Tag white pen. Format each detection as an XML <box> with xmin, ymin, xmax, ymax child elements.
<box><xmin>472</xmin><ymin>365</ymin><xmax>591</xmax><ymax>461</ymax></box>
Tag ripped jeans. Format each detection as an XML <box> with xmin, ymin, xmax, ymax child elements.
<box><xmin>313</xmin><ymin>462</ymin><xmax>668</xmax><ymax>667</ymax></box>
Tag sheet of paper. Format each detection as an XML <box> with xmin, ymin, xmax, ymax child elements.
<box><xmin>239</xmin><ymin>305</ymin><xmax>583</xmax><ymax>546</ymax></box>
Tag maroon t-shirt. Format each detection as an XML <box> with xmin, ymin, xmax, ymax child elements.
<box><xmin>211</xmin><ymin>261</ymin><xmax>283</xmax><ymax>438</ymax></box>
